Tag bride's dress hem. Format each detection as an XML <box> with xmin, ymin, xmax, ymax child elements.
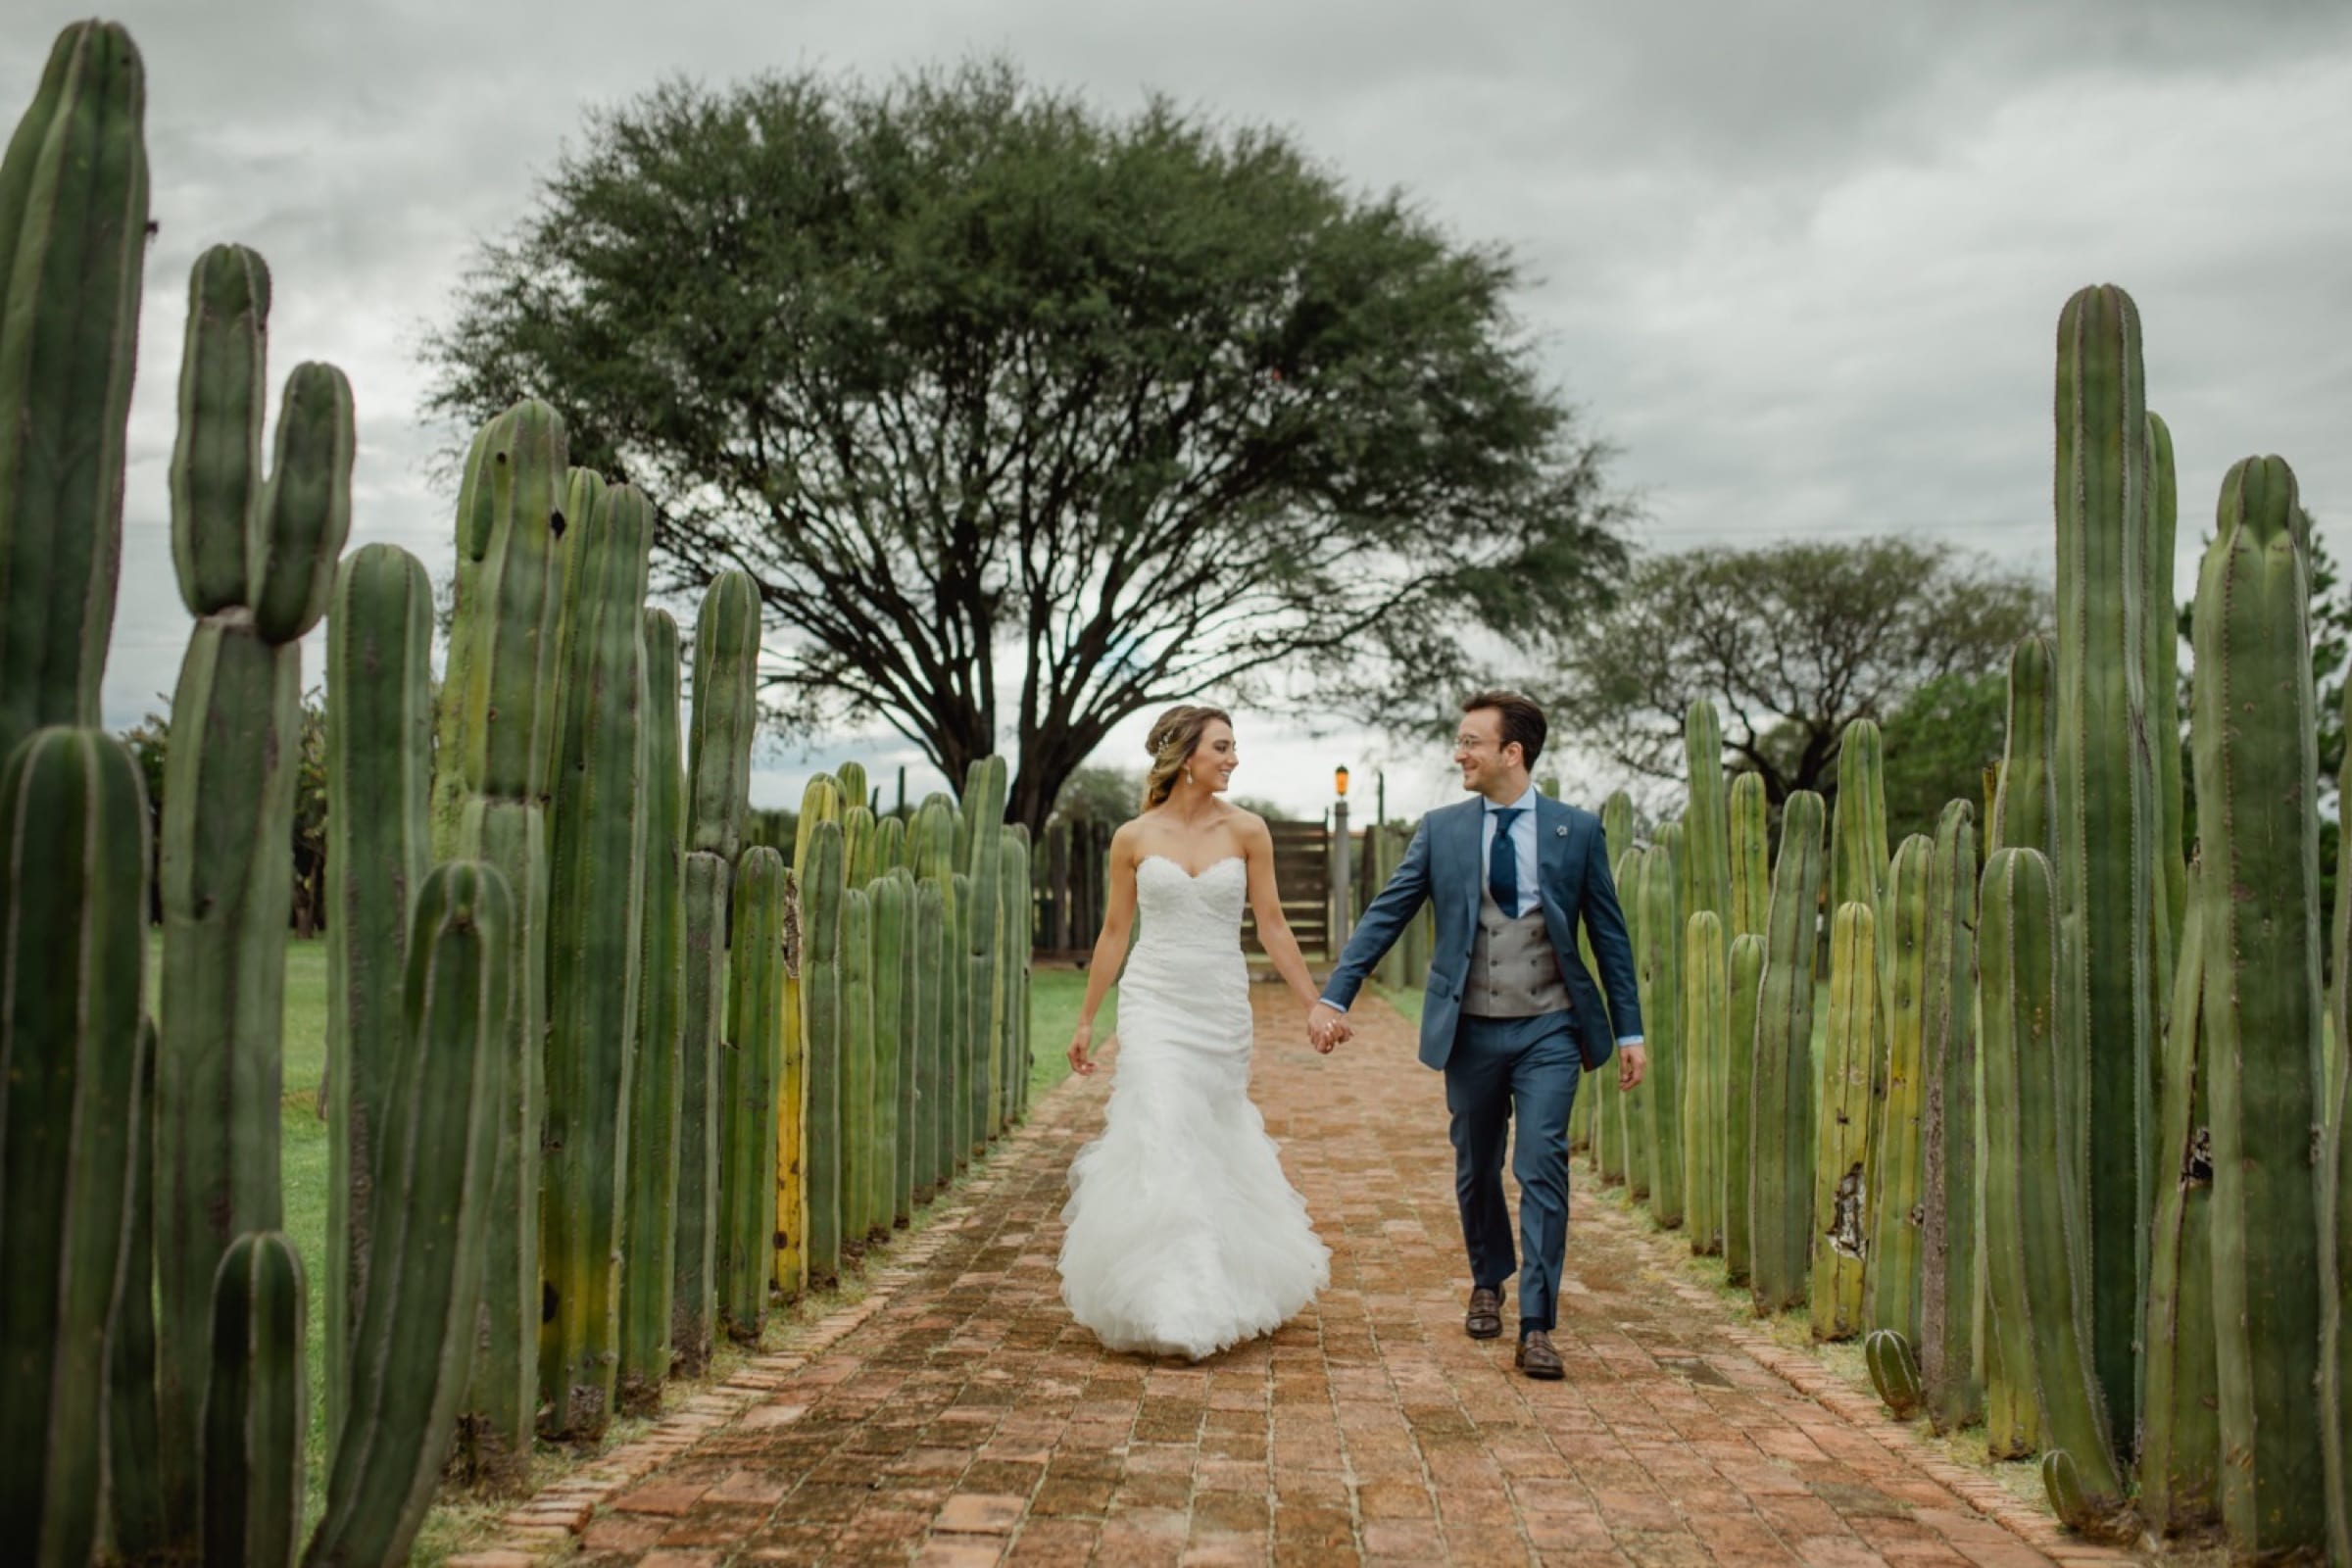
<box><xmin>1055</xmin><ymin>855</ymin><xmax>1330</xmax><ymax>1362</ymax></box>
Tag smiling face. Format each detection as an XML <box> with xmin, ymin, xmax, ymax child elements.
<box><xmin>1191</xmin><ymin>718</ymin><xmax>1238</xmax><ymax>794</ymax></box>
<box><xmin>1453</xmin><ymin>706</ymin><xmax>1525</xmax><ymax>801</ymax></box>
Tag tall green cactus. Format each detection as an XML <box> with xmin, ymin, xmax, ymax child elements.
<box><xmin>841</xmin><ymin>884</ymin><xmax>878</xmax><ymax>1247</ymax></box>
<box><xmin>0</xmin><ymin>728</ymin><xmax>147</xmax><ymax>1567</ymax></box>
<box><xmin>802</xmin><ymin>820</ymin><xmax>847</xmax><ymax>1284</ymax></box>
<box><xmin>307</xmin><ymin>860</ymin><xmax>513</xmax><ymax>1568</ymax></box>
<box><xmin>540</xmin><ymin>483</ymin><xmax>652</xmax><ymax>1438</ymax></box>
<box><xmin>0</xmin><ymin>22</ymin><xmax>147</xmax><ymax>766</ymax></box>
<box><xmin>913</xmin><ymin>879</ymin><xmax>948</xmax><ymax>1200</ymax></box>
<box><xmin>1001</xmin><ymin>826</ymin><xmax>1032</xmax><ymax>1125</ymax></box>
<box><xmin>876</xmin><ymin>814</ymin><xmax>907</xmax><ymax>876</ymax></box>
<box><xmin>1589</xmin><ymin>797</ymin><xmax>1634</xmax><ymax>1178</ymax></box>
<box><xmin>837</xmin><ymin>761</ymin><xmax>869</xmax><ymax>815</ymax></box>
<box><xmin>951</xmin><ymin>870</ymin><xmax>976</xmax><ymax>1171</ymax></box>
<box><xmin>1830</xmin><ymin>719</ymin><xmax>1889</xmax><ymax>1109</ymax></box>
<box><xmin>1682</xmin><ymin>910</ymin><xmax>1727</xmax><ymax>1255</ymax></box>
<box><xmin>671</xmin><ymin>852</ymin><xmax>727</xmax><ymax>1372</ymax></box>
<box><xmin>203</xmin><ymin>1231</ymin><xmax>306</xmax><ymax>1568</ymax></box>
<box><xmin>2192</xmin><ymin>454</ymin><xmax>2329</xmax><ymax>1557</ymax></box>
<box><xmin>2333</xmin><ymin>678</ymin><xmax>2352</xmax><ymax>1566</ymax></box>
<box><xmin>964</xmin><ymin>757</ymin><xmax>1008</xmax><ymax>1148</ymax></box>
<box><xmin>914</xmin><ymin>798</ymin><xmax>963</xmax><ymax>1187</ymax></box>
<box><xmin>873</xmin><ymin>872</ymin><xmax>914</xmax><ymax>1230</ymax></box>
<box><xmin>1991</xmin><ymin>634</ymin><xmax>2056</xmax><ymax>859</ymax></box>
<box><xmin>1866</xmin><ymin>836</ymin><xmax>1931</xmax><ymax>1345</ymax></box>
<box><xmin>775</xmin><ymin>875</ymin><xmax>807</xmax><ymax>1300</ymax></box>
<box><xmin>1979</xmin><ymin>848</ymin><xmax>2128</xmax><ymax>1534</ymax></box>
<box><xmin>1724</xmin><ymin>933</ymin><xmax>1764</xmax><ymax>1287</ymax></box>
<box><xmin>435</xmin><ymin>400</ymin><xmax>568</xmax><ymax>1486</ymax></box>
<box><xmin>1637</xmin><ymin>843</ymin><xmax>1685</xmax><ymax>1227</ymax></box>
<box><xmin>2052</xmin><ymin>284</ymin><xmax>2164</xmax><ymax>1452</ymax></box>
<box><xmin>618</xmin><ymin>608</ymin><xmax>684</xmax><ymax>1414</ymax></box>
<box><xmin>322</xmin><ymin>544</ymin><xmax>432</xmax><ymax>1449</ymax></box>
<box><xmin>843</xmin><ymin>804</ymin><xmax>877</xmax><ymax>887</ymax></box>
<box><xmin>685</xmin><ymin>573</ymin><xmax>760</xmax><ymax>863</ymax></box>
<box><xmin>1984</xmin><ymin>634</ymin><xmax>2054</xmax><ymax>1458</ymax></box>
<box><xmin>2147</xmin><ymin>412</ymin><xmax>2186</xmax><ymax>947</ymax></box>
<box><xmin>2136</xmin><ymin>857</ymin><xmax>2217</xmax><ymax>1537</ymax></box>
<box><xmin>678</xmin><ymin>572</ymin><xmax>756</xmax><ymax>1356</ymax></box>
<box><xmin>109</xmin><ymin>1018</ymin><xmax>164</xmax><ymax>1562</ymax></box>
<box><xmin>1683</xmin><ymin>701</ymin><xmax>1733</xmax><ymax>950</ymax></box>
<box><xmin>1750</xmin><ymin>791</ymin><xmax>1825</xmax><ymax>1316</ymax></box>
<box><xmin>156</xmin><ymin>244</ymin><xmax>355</xmax><ymax>1532</ymax></box>
<box><xmin>1728</xmin><ymin>771</ymin><xmax>1769</xmax><ymax>942</ymax></box>
<box><xmin>1812</xmin><ymin>902</ymin><xmax>1877</xmax><ymax>1343</ymax></box>
<box><xmin>719</xmin><ymin>847</ymin><xmax>787</xmax><ymax>1339</ymax></box>
<box><xmin>1613</xmin><ymin>847</ymin><xmax>1649</xmax><ymax>1200</ymax></box>
<box><xmin>1917</xmin><ymin>801</ymin><xmax>1982</xmax><ymax>1436</ymax></box>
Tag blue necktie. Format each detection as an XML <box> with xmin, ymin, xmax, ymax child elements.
<box><xmin>1489</xmin><ymin>808</ymin><xmax>1522</xmax><ymax>916</ymax></box>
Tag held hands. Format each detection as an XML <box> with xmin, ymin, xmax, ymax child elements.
<box><xmin>1306</xmin><ymin>1001</ymin><xmax>1349</xmax><ymax>1054</ymax></box>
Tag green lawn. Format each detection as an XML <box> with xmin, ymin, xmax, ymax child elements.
<box><xmin>1026</xmin><ymin>964</ymin><xmax>1112</xmax><ymax>1100</ymax></box>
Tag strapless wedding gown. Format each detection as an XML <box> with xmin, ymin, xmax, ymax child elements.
<box><xmin>1057</xmin><ymin>855</ymin><xmax>1330</xmax><ymax>1360</ymax></box>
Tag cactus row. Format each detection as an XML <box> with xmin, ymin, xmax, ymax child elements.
<box><xmin>1682</xmin><ymin>910</ymin><xmax>1727</xmax><ymax>1256</ymax></box>
<box><xmin>719</xmin><ymin>848</ymin><xmax>788</xmax><ymax>1340</ymax></box>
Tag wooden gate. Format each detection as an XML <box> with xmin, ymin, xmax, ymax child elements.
<box><xmin>1245</xmin><ymin>818</ymin><xmax>1330</xmax><ymax>958</ymax></box>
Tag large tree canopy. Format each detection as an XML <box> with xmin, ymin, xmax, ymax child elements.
<box><xmin>423</xmin><ymin>61</ymin><xmax>1629</xmax><ymax>828</ymax></box>
<box><xmin>1547</xmin><ymin>537</ymin><xmax>2048</xmax><ymax>808</ymax></box>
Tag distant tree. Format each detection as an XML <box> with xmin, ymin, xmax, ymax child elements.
<box><xmin>1880</xmin><ymin>670</ymin><xmax>2007</xmax><ymax>846</ymax></box>
<box><xmin>1548</xmin><ymin>537</ymin><xmax>2048</xmax><ymax>810</ymax></box>
<box><xmin>421</xmin><ymin>59</ymin><xmax>1629</xmax><ymax>834</ymax></box>
<box><xmin>1052</xmin><ymin>761</ymin><xmax>1289</xmax><ymax>824</ymax></box>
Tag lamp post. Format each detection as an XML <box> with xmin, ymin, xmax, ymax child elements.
<box><xmin>1332</xmin><ymin>764</ymin><xmax>1353</xmax><ymax>952</ymax></box>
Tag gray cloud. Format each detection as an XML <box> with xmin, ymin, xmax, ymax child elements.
<box><xmin>6</xmin><ymin>0</ymin><xmax>2347</xmax><ymax>817</ymax></box>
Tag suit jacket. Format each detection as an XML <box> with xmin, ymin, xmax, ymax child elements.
<box><xmin>1322</xmin><ymin>793</ymin><xmax>1642</xmax><ymax>1072</ymax></box>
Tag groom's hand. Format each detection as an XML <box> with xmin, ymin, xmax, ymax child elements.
<box><xmin>1616</xmin><ymin>1043</ymin><xmax>1647</xmax><ymax>1092</ymax></box>
<box><xmin>1307</xmin><ymin>1001</ymin><xmax>1348</xmax><ymax>1054</ymax></box>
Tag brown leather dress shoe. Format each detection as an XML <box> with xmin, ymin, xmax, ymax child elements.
<box><xmin>1515</xmin><ymin>1330</ymin><xmax>1565</xmax><ymax>1380</ymax></box>
<box><xmin>1464</xmin><ymin>1287</ymin><xmax>1502</xmax><ymax>1340</ymax></box>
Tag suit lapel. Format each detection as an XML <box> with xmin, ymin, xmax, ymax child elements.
<box><xmin>1452</xmin><ymin>798</ymin><xmax>1484</xmax><ymax>931</ymax></box>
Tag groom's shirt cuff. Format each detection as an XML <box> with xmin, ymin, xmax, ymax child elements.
<box><xmin>1319</xmin><ymin>998</ymin><xmax>1348</xmax><ymax>1012</ymax></box>
<box><xmin>1617</xmin><ymin>1035</ymin><xmax>1643</xmax><ymax>1046</ymax></box>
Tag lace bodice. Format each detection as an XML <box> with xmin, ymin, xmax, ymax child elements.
<box><xmin>1133</xmin><ymin>854</ymin><xmax>1248</xmax><ymax>956</ymax></box>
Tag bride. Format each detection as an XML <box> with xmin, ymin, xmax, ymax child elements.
<box><xmin>1058</xmin><ymin>704</ymin><xmax>1334</xmax><ymax>1360</ymax></box>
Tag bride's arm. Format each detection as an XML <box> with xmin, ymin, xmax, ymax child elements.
<box><xmin>1068</xmin><ymin>823</ymin><xmax>1141</xmax><ymax>1076</ymax></box>
<box><xmin>1241</xmin><ymin>813</ymin><xmax>1324</xmax><ymax>1015</ymax></box>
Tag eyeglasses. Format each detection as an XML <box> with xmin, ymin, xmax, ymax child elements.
<box><xmin>1454</xmin><ymin>736</ymin><xmax>1490</xmax><ymax>752</ymax></box>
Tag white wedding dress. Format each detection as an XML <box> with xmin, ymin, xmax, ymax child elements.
<box><xmin>1057</xmin><ymin>855</ymin><xmax>1330</xmax><ymax>1360</ymax></box>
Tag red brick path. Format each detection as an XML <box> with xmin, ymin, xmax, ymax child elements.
<box><xmin>458</xmin><ymin>988</ymin><xmax>2142</xmax><ymax>1567</ymax></box>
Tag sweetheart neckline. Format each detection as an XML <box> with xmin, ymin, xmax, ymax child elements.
<box><xmin>1139</xmin><ymin>853</ymin><xmax>1245</xmax><ymax>880</ymax></box>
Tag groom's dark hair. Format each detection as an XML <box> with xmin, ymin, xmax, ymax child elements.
<box><xmin>1464</xmin><ymin>690</ymin><xmax>1546</xmax><ymax>768</ymax></box>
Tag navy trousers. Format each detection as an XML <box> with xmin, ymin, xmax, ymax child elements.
<box><xmin>1446</xmin><ymin>1009</ymin><xmax>1582</xmax><ymax>1336</ymax></box>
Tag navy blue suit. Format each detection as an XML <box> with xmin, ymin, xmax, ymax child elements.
<box><xmin>1321</xmin><ymin>793</ymin><xmax>1642</xmax><ymax>1334</ymax></box>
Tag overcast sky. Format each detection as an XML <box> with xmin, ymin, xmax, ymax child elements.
<box><xmin>12</xmin><ymin>0</ymin><xmax>2349</xmax><ymax>820</ymax></box>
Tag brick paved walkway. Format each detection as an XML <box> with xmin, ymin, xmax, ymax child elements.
<box><xmin>466</xmin><ymin>987</ymin><xmax>2143</xmax><ymax>1567</ymax></box>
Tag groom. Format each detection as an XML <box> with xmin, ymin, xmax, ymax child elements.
<box><xmin>1308</xmin><ymin>691</ymin><xmax>1645</xmax><ymax>1380</ymax></box>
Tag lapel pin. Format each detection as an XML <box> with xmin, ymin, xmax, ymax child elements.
<box><xmin>1554</xmin><ymin>824</ymin><xmax>1567</xmax><ymax>837</ymax></box>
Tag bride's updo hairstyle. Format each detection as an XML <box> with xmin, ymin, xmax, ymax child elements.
<box><xmin>1141</xmin><ymin>704</ymin><xmax>1234</xmax><ymax>811</ymax></box>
